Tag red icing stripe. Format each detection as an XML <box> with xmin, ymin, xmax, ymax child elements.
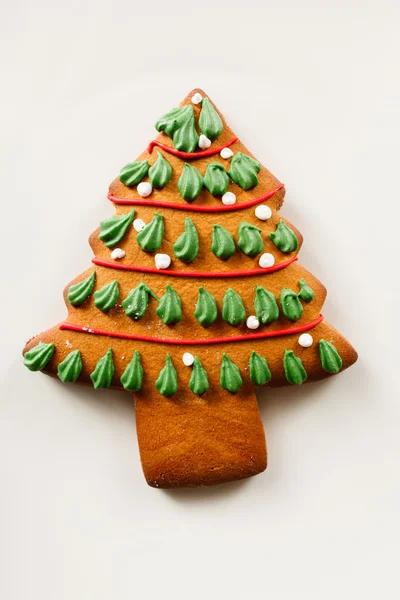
<box><xmin>108</xmin><ymin>183</ymin><xmax>285</xmax><ymax>212</ymax></box>
<box><xmin>60</xmin><ymin>314</ymin><xmax>324</xmax><ymax>346</ymax></box>
<box><xmin>147</xmin><ymin>137</ymin><xmax>238</xmax><ymax>159</ymax></box>
<box><xmin>92</xmin><ymin>256</ymin><xmax>298</xmax><ymax>278</ymax></box>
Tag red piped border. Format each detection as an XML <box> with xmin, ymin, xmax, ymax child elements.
<box><xmin>147</xmin><ymin>137</ymin><xmax>238</xmax><ymax>159</ymax></box>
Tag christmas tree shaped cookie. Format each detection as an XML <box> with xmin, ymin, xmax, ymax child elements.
<box><xmin>23</xmin><ymin>89</ymin><xmax>357</xmax><ymax>488</ymax></box>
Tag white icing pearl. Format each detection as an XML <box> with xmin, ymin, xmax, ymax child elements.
<box><xmin>255</xmin><ymin>204</ymin><xmax>272</xmax><ymax>220</ymax></box>
<box><xmin>191</xmin><ymin>92</ymin><xmax>203</xmax><ymax>105</ymax></box>
<box><xmin>154</xmin><ymin>253</ymin><xmax>171</xmax><ymax>270</ymax></box>
<box><xmin>246</xmin><ymin>316</ymin><xmax>260</xmax><ymax>330</ymax></box>
<box><xmin>182</xmin><ymin>352</ymin><xmax>195</xmax><ymax>366</ymax></box>
<box><xmin>111</xmin><ymin>248</ymin><xmax>125</xmax><ymax>260</ymax></box>
<box><xmin>198</xmin><ymin>134</ymin><xmax>212</xmax><ymax>150</ymax></box>
<box><xmin>220</xmin><ymin>147</ymin><xmax>234</xmax><ymax>159</ymax></box>
<box><xmin>137</xmin><ymin>182</ymin><xmax>152</xmax><ymax>197</ymax></box>
<box><xmin>222</xmin><ymin>191</ymin><xmax>236</xmax><ymax>205</ymax></box>
<box><xmin>298</xmin><ymin>333</ymin><xmax>313</xmax><ymax>348</ymax></box>
<box><xmin>133</xmin><ymin>218</ymin><xmax>146</xmax><ymax>232</ymax></box>
<box><xmin>259</xmin><ymin>253</ymin><xmax>275</xmax><ymax>268</ymax></box>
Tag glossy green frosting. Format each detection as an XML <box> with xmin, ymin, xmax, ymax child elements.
<box><xmin>94</xmin><ymin>280</ymin><xmax>119</xmax><ymax>312</ymax></box>
<box><xmin>136</xmin><ymin>213</ymin><xmax>164</xmax><ymax>252</ymax></box>
<box><xmin>280</xmin><ymin>288</ymin><xmax>304</xmax><ymax>321</ymax></box>
<box><xmin>68</xmin><ymin>271</ymin><xmax>96</xmax><ymax>307</ymax></box>
<box><xmin>222</xmin><ymin>288</ymin><xmax>246</xmax><ymax>326</ymax></box>
<box><xmin>220</xmin><ymin>354</ymin><xmax>242</xmax><ymax>393</ymax></box>
<box><xmin>120</xmin><ymin>350</ymin><xmax>144</xmax><ymax>392</ymax></box>
<box><xmin>99</xmin><ymin>210</ymin><xmax>134</xmax><ymax>247</ymax></box>
<box><xmin>254</xmin><ymin>285</ymin><xmax>279</xmax><ymax>324</ymax></box>
<box><xmin>23</xmin><ymin>342</ymin><xmax>55</xmax><ymax>372</ymax></box>
<box><xmin>173</xmin><ymin>218</ymin><xmax>199</xmax><ymax>263</ymax></box>
<box><xmin>120</xmin><ymin>160</ymin><xmax>149</xmax><ymax>187</ymax></box>
<box><xmin>155</xmin><ymin>105</ymin><xmax>199</xmax><ymax>153</ymax></box>
<box><xmin>298</xmin><ymin>278</ymin><xmax>315</xmax><ymax>303</ymax></box>
<box><xmin>194</xmin><ymin>287</ymin><xmax>218</xmax><ymax>327</ymax></box>
<box><xmin>90</xmin><ymin>348</ymin><xmax>115</xmax><ymax>389</ymax></box>
<box><xmin>269</xmin><ymin>220</ymin><xmax>298</xmax><ymax>253</ymax></box>
<box><xmin>149</xmin><ymin>152</ymin><xmax>172</xmax><ymax>189</ymax></box>
<box><xmin>156</xmin><ymin>285</ymin><xmax>182</xmax><ymax>324</ymax></box>
<box><xmin>57</xmin><ymin>350</ymin><xmax>82</xmax><ymax>383</ymax></box>
<box><xmin>155</xmin><ymin>354</ymin><xmax>178</xmax><ymax>396</ymax></box>
<box><xmin>122</xmin><ymin>282</ymin><xmax>157</xmax><ymax>320</ymax></box>
<box><xmin>237</xmin><ymin>222</ymin><xmax>264</xmax><ymax>257</ymax></box>
<box><xmin>198</xmin><ymin>97</ymin><xmax>223</xmax><ymax>141</ymax></box>
<box><xmin>178</xmin><ymin>163</ymin><xmax>203</xmax><ymax>201</ymax></box>
<box><xmin>203</xmin><ymin>163</ymin><xmax>229</xmax><ymax>196</ymax></box>
<box><xmin>228</xmin><ymin>153</ymin><xmax>261</xmax><ymax>190</ymax></box>
<box><xmin>319</xmin><ymin>340</ymin><xmax>342</xmax><ymax>373</ymax></box>
<box><xmin>283</xmin><ymin>350</ymin><xmax>307</xmax><ymax>385</ymax></box>
<box><xmin>211</xmin><ymin>224</ymin><xmax>236</xmax><ymax>260</ymax></box>
<box><xmin>249</xmin><ymin>351</ymin><xmax>271</xmax><ymax>385</ymax></box>
<box><xmin>189</xmin><ymin>357</ymin><xmax>209</xmax><ymax>395</ymax></box>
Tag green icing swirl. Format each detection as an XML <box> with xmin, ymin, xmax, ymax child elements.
<box><xmin>228</xmin><ymin>153</ymin><xmax>261</xmax><ymax>190</ymax></box>
<box><xmin>254</xmin><ymin>285</ymin><xmax>279</xmax><ymax>324</ymax></box>
<box><xmin>68</xmin><ymin>271</ymin><xmax>96</xmax><ymax>307</ymax></box>
<box><xmin>136</xmin><ymin>213</ymin><xmax>164</xmax><ymax>252</ymax></box>
<box><xmin>319</xmin><ymin>340</ymin><xmax>342</xmax><ymax>373</ymax></box>
<box><xmin>99</xmin><ymin>210</ymin><xmax>134</xmax><ymax>247</ymax></box>
<box><xmin>194</xmin><ymin>287</ymin><xmax>218</xmax><ymax>327</ymax></box>
<box><xmin>211</xmin><ymin>224</ymin><xmax>236</xmax><ymax>260</ymax></box>
<box><xmin>155</xmin><ymin>354</ymin><xmax>178</xmax><ymax>396</ymax></box>
<box><xmin>269</xmin><ymin>220</ymin><xmax>298</xmax><ymax>253</ymax></box>
<box><xmin>222</xmin><ymin>288</ymin><xmax>246</xmax><ymax>326</ymax></box>
<box><xmin>155</xmin><ymin>105</ymin><xmax>199</xmax><ymax>153</ymax></box>
<box><xmin>283</xmin><ymin>350</ymin><xmax>307</xmax><ymax>385</ymax></box>
<box><xmin>298</xmin><ymin>278</ymin><xmax>315</xmax><ymax>302</ymax></box>
<box><xmin>120</xmin><ymin>160</ymin><xmax>149</xmax><ymax>187</ymax></box>
<box><xmin>220</xmin><ymin>354</ymin><xmax>242</xmax><ymax>393</ymax></box>
<box><xmin>149</xmin><ymin>152</ymin><xmax>172</xmax><ymax>189</ymax></box>
<box><xmin>120</xmin><ymin>351</ymin><xmax>144</xmax><ymax>392</ymax></box>
<box><xmin>189</xmin><ymin>357</ymin><xmax>209</xmax><ymax>395</ymax></box>
<box><xmin>280</xmin><ymin>288</ymin><xmax>304</xmax><ymax>321</ymax></box>
<box><xmin>94</xmin><ymin>280</ymin><xmax>119</xmax><ymax>312</ymax></box>
<box><xmin>203</xmin><ymin>163</ymin><xmax>229</xmax><ymax>196</ymax></box>
<box><xmin>198</xmin><ymin>97</ymin><xmax>223</xmax><ymax>141</ymax></box>
<box><xmin>249</xmin><ymin>351</ymin><xmax>271</xmax><ymax>385</ymax></box>
<box><xmin>155</xmin><ymin>106</ymin><xmax>185</xmax><ymax>137</ymax></box>
<box><xmin>156</xmin><ymin>285</ymin><xmax>182</xmax><ymax>325</ymax></box>
<box><xmin>238</xmin><ymin>222</ymin><xmax>264</xmax><ymax>257</ymax></box>
<box><xmin>23</xmin><ymin>342</ymin><xmax>55</xmax><ymax>372</ymax></box>
<box><xmin>178</xmin><ymin>163</ymin><xmax>203</xmax><ymax>201</ymax></box>
<box><xmin>57</xmin><ymin>350</ymin><xmax>82</xmax><ymax>383</ymax></box>
<box><xmin>90</xmin><ymin>348</ymin><xmax>115</xmax><ymax>389</ymax></box>
<box><xmin>173</xmin><ymin>218</ymin><xmax>199</xmax><ymax>263</ymax></box>
<box><xmin>122</xmin><ymin>282</ymin><xmax>157</xmax><ymax>320</ymax></box>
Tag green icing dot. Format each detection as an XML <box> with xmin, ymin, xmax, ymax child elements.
<box><xmin>178</xmin><ymin>163</ymin><xmax>203</xmax><ymax>201</ymax></box>
<box><xmin>156</xmin><ymin>285</ymin><xmax>182</xmax><ymax>325</ymax></box>
<box><xmin>280</xmin><ymin>288</ymin><xmax>304</xmax><ymax>321</ymax></box>
<box><xmin>149</xmin><ymin>152</ymin><xmax>172</xmax><ymax>189</ymax></box>
<box><xmin>99</xmin><ymin>210</ymin><xmax>134</xmax><ymax>247</ymax></box>
<box><xmin>220</xmin><ymin>354</ymin><xmax>242</xmax><ymax>393</ymax></box>
<box><xmin>155</xmin><ymin>105</ymin><xmax>199</xmax><ymax>153</ymax></box>
<box><xmin>194</xmin><ymin>287</ymin><xmax>218</xmax><ymax>327</ymax></box>
<box><xmin>319</xmin><ymin>340</ymin><xmax>342</xmax><ymax>373</ymax></box>
<box><xmin>189</xmin><ymin>357</ymin><xmax>209</xmax><ymax>395</ymax></box>
<box><xmin>120</xmin><ymin>351</ymin><xmax>144</xmax><ymax>392</ymax></box>
<box><xmin>237</xmin><ymin>222</ymin><xmax>264</xmax><ymax>257</ymax></box>
<box><xmin>211</xmin><ymin>224</ymin><xmax>236</xmax><ymax>260</ymax></box>
<box><xmin>283</xmin><ymin>350</ymin><xmax>307</xmax><ymax>385</ymax></box>
<box><xmin>122</xmin><ymin>282</ymin><xmax>157</xmax><ymax>320</ymax></box>
<box><xmin>228</xmin><ymin>153</ymin><xmax>261</xmax><ymax>190</ymax></box>
<box><xmin>269</xmin><ymin>220</ymin><xmax>298</xmax><ymax>253</ymax></box>
<box><xmin>90</xmin><ymin>349</ymin><xmax>115</xmax><ymax>389</ymax></box>
<box><xmin>94</xmin><ymin>280</ymin><xmax>119</xmax><ymax>312</ymax></box>
<box><xmin>155</xmin><ymin>354</ymin><xmax>178</xmax><ymax>396</ymax></box>
<box><xmin>249</xmin><ymin>351</ymin><xmax>271</xmax><ymax>385</ymax></box>
<box><xmin>254</xmin><ymin>285</ymin><xmax>279</xmax><ymax>324</ymax></box>
<box><xmin>57</xmin><ymin>350</ymin><xmax>82</xmax><ymax>383</ymax></box>
<box><xmin>120</xmin><ymin>160</ymin><xmax>149</xmax><ymax>187</ymax></box>
<box><xmin>173</xmin><ymin>218</ymin><xmax>199</xmax><ymax>263</ymax></box>
<box><xmin>23</xmin><ymin>342</ymin><xmax>55</xmax><ymax>372</ymax></box>
<box><xmin>198</xmin><ymin>97</ymin><xmax>223</xmax><ymax>141</ymax></box>
<box><xmin>68</xmin><ymin>271</ymin><xmax>96</xmax><ymax>307</ymax></box>
<box><xmin>136</xmin><ymin>213</ymin><xmax>164</xmax><ymax>252</ymax></box>
<box><xmin>203</xmin><ymin>163</ymin><xmax>229</xmax><ymax>196</ymax></box>
<box><xmin>298</xmin><ymin>278</ymin><xmax>315</xmax><ymax>302</ymax></box>
<box><xmin>222</xmin><ymin>288</ymin><xmax>246</xmax><ymax>326</ymax></box>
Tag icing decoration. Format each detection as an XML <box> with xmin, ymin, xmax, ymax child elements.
<box><xmin>99</xmin><ymin>210</ymin><xmax>135</xmax><ymax>247</ymax></box>
<box><xmin>220</xmin><ymin>354</ymin><xmax>242</xmax><ymax>393</ymax></box>
<box><xmin>111</xmin><ymin>248</ymin><xmax>125</xmax><ymax>260</ymax></box>
<box><xmin>120</xmin><ymin>350</ymin><xmax>144</xmax><ymax>392</ymax></box>
<box><xmin>137</xmin><ymin>182</ymin><xmax>152</xmax><ymax>197</ymax></box>
<box><xmin>298</xmin><ymin>278</ymin><xmax>315</xmax><ymax>302</ymax></box>
<box><xmin>182</xmin><ymin>352</ymin><xmax>194</xmax><ymax>366</ymax></box>
<box><xmin>122</xmin><ymin>282</ymin><xmax>157</xmax><ymax>320</ymax></box>
<box><xmin>199</xmin><ymin>97</ymin><xmax>223</xmax><ymax>141</ymax></box>
<box><xmin>211</xmin><ymin>224</ymin><xmax>236</xmax><ymax>260</ymax></box>
<box><xmin>222</xmin><ymin>192</ymin><xmax>236</xmax><ymax>205</ymax></box>
<box><xmin>94</xmin><ymin>280</ymin><xmax>119</xmax><ymax>312</ymax></box>
<box><xmin>238</xmin><ymin>222</ymin><xmax>264</xmax><ymax>257</ymax></box>
<box><xmin>23</xmin><ymin>342</ymin><xmax>55</xmax><ymax>371</ymax></box>
<box><xmin>155</xmin><ymin>105</ymin><xmax>199</xmax><ymax>153</ymax></box>
<box><xmin>194</xmin><ymin>287</ymin><xmax>218</xmax><ymax>327</ymax></box>
<box><xmin>189</xmin><ymin>357</ymin><xmax>209</xmax><ymax>395</ymax></box>
<box><xmin>198</xmin><ymin>134</ymin><xmax>212</xmax><ymax>150</ymax></box>
<box><xmin>90</xmin><ymin>348</ymin><xmax>115</xmax><ymax>389</ymax></box>
<box><xmin>246</xmin><ymin>315</ymin><xmax>260</xmax><ymax>330</ymax></box>
<box><xmin>280</xmin><ymin>288</ymin><xmax>304</xmax><ymax>321</ymax></box>
<box><xmin>147</xmin><ymin>137</ymin><xmax>238</xmax><ymax>160</ymax></box>
<box><xmin>178</xmin><ymin>163</ymin><xmax>204</xmax><ymax>201</ymax></box>
<box><xmin>222</xmin><ymin>288</ymin><xmax>246</xmax><ymax>326</ymax></box>
<box><xmin>120</xmin><ymin>160</ymin><xmax>149</xmax><ymax>187</ymax></box>
<box><xmin>249</xmin><ymin>351</ymin><xmax>271</xmax><ymax>385</ymax></box>
<box><xmin>155</xmin><ymin>354</ymin><xmax>178</xmax><ymax>396</ymax></box>
<box><xmin>155</xmin><ymin>253</ymin><xmax>171</xmax><ymax>269</ymax></box>
<box><xmin>269</xmin><ymin>220</ymin><xmax>298</xmax><ymax>253</ymax></box>
<box><xmin>255</xmin><ymin>205</ymin><xmax>272</xmax><ymax>220</ymax></box>
<box><xmin>133</xmin><ymin>218</ymin><xmax>146</xmax><ymax>232</ymax></box>
<box><xmin>173</xmin><ymin>218</ymin><xmax>199</xmax><ymax>263</ymax></box>
<box><xmin>319</xmin><ymin>340</ymin><xmax>342</xmax><ymax>373</ymax></box>
<box><xmin>68</xmin><ymin>271</ymin><xmax>96</xmax><ymax>307</ymax></box>
<box><xmin>191</xmin><ymin>92</ymin><xmax>202</xmax><ymax>105</ymax></box>
<box><xmin>228</xmin><ymin>153</ymin><xmax>261</xmax><ymax>190</ymax></box>
<box><xmin>204</xmin><ymin>163</ymin><xmax>230</xmax><ymax>196</ymax></box>
<box><xmin>298</xmin><ymin>333</ymin><xmax>313</xmax><ymax>348</ymax></box>
<box><xmin>259</xmin><ymin>253</ymin><xmax>275</xmax><ymax>268</ymax></box>
<box><xmin>57</xmin><ymin>350</ymin><xmax>82</xmax><ymax>383</ymax></box>
<box><xmin>283</xmin><ymin>349</ymin><xmax>307</xmax><ymax>385</ymax></box>
<box><xmin>136</xmin><ymin>213</ymin><xmax>164</xmax><ymax>251</ymax></box>
<box><xmin>148</xmin><ymin>151</ymin><xmax>172</xmax><ymax>189</ymax></box>
<box><xmin>254</xmin><ymin>285</ymin><xmax>279</xmax><ymax>324</ymax></box>
<box><xmin>220</xmin><ymin>147</ymin><xmax>234</xmax><ymax>159</ymax></box>
<box><xmin>156</xmin><ymin>285</ymin><xmax>182</xmax><ymax>324</ymax></box>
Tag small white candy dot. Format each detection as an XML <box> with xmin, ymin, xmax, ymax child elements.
<box><xmin>222</xmin><ymin>191</ymin><xmax>236</xmax><ymax>205</ymax></box>
<box><xmin>154</xmin><ymin>253</ymin><xmax>171</xmax><ymax>270</ymax></box>
<box><xmin>220</xmin><ymin>147</ymin><xmax>234</xmax><ymax>159</ymax></box>
<box><xmin>111</xmin><ymin>248</ymin><xmax>125</xmax><ymax>260</ymax></box>
<box><xmin>255</xmin><ymin>204</ymin><xmax>272</xmax><ymax>220</ymax></box>
<box><xmin>65</xmin><ymin>340</ymin><xmax>73</xmax><ymax>348</ymax></box>
<box><xmin>133</xmin><ymin>218</ymin><xmax>146</xmax><ymax>232</ymax></box>
<box><xmin>182</xmin><ymin>352</ymin><xmax>195</xmax><ymax>366</ymax></box>
<box><xmin>137</xmin><ymin>182</ymin><xmax>152</xmax><ymax>197</ymax></box>
<box><xmin>298</xmin><ymin>333</ymin><xmax>313</xmax><ymax>348</ymax></box>
<box><xmin>246</xmin><ymin>316</ymin><xmax>260</xmax><ymax>330</ymax></box>
<box><xmin>198</xmin><ymin>134</ymin><xmax>211</xmax><ymax>150</ymax></box>
<box><xmin>191</xmin><ymin>92</ymin><xmax>203</xmax><ymax>105</ymax></box>
<box><xmin>259</xmin><ymin>253</ymin><xmax>275</xmax><ymax>268</ymax></box>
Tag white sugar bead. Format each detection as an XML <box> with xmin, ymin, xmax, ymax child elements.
<box><xmin>182</xmin><ymin>352</ymin><xmax>195</xmax><ymax>366</ymax></box>
<box><xmin>137</xmin><ymin>182</ymin><xmax>152</xmax><ymax>197</ymax></box>
<box><xmin>298</xmin><ymin>333</ymin><xmax>313</xmax><ymax>348</ymax></box>
<box><xmin>133</xmin><ymin>218</ymin><xmax>146</xmax><ymax>232</ymax></box>
<box><xmin>246</xmin><ymin>316</ymin><xmax>260</xmax><ymax>330</ymax></box>
<box><xmin>222</xmin><ymin>191</ymin><xmax>236</xmax><ymax>205</ymax></box>
<box><xmin>259</xmin><ymin>253</ymin><xmax>275</xmax><ymax>268</ymax></box>
<box><xmin>154</xmin><ymin>253</ymin><xmax>171</xmax><ymax>270</ymax></box>
<box><xmin>220</xmin><ymin>147</ymin><xmax>234</xmax><ymax>159</ymax></box>
<box><xmin>198</xmin><ymin>134</ymin><xmax>212</xmax><ymax>150</ymax></box>
<box><xmin>255</xmin><ymin>204</ymin><xmax>272</xmax><ymax>220</ymax></box>
<box><xmin>111</xmin><ymin>248</ymin><xmax>125</xmax><ymax>260</ymax></box>
<box><xmin>191</xmin><ymin>92</ymin><xmax>203</xmax><ymax>105</ymax></box>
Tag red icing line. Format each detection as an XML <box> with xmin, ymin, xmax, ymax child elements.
<box><xmin>108</xmin><ymin>183</ymin><xmax>285</xmax><ymax>212</ymax></box>
<box><xmin>147</xmin><ymin>137</ymin><xmax>238</xmax><ymax>159</ymax></box>
<box><xmin>92</xmin><ymin>256</ymin><xmax>298</xmax><ymax>278</ymax></box>
<box><xmin>60</xmin><ymin>314</ymin><xmax>324</xmax><ymax>346</ymax></box>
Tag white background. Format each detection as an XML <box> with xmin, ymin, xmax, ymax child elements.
<box><xmin>1</xmin><ymin>1</ymin><xmax>399</xmax><ymax>599</ymax></box>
